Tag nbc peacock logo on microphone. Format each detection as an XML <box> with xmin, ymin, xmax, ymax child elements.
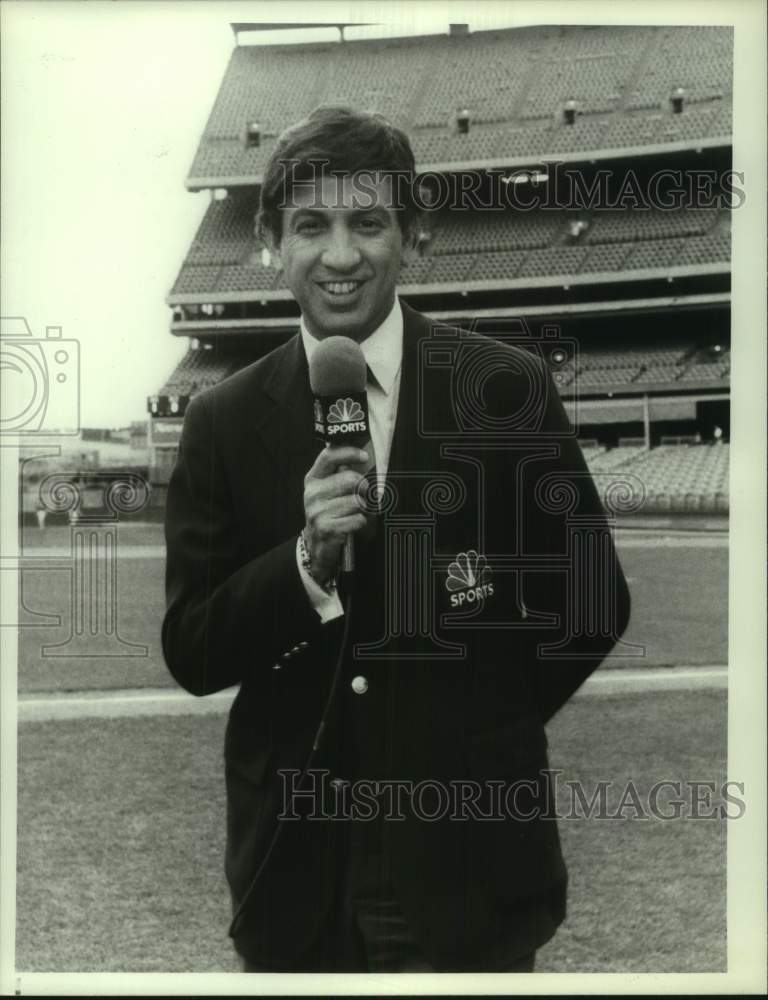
<box><xmin>314</xmin><ymin>391</ymin><xmax>369</xmax><ymax>443</ymax></box>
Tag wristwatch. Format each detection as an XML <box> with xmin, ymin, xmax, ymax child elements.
<box><xmin>299</xmin><ymin>529</ymin><xmax>338</xmax><ymax>595</ymax></box>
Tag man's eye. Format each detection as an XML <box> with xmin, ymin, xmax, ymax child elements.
<box><xmin>358</xmin><ymin>218</ymin><xmax>384</xmax><ymax>231</ymax></box>
<box><xmin>296</xmin><ymin>220</ymin><xmax>322</xmax><ymax>233</ymax></box>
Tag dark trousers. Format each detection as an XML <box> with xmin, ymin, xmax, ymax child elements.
<box><xmin>240</xmin><ymin>824</ymin><xmax>536</xmax><ymax>973</ymax></box>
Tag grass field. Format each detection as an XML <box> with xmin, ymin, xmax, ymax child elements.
<box><xmin>17</xmin><ymin>529</ymin><xmax>728</xmax><ymax>693</ymax></box>
<box><xmin>15</xmin><ymin>522</ymin><xmax>730</xmax><ymax>973</ymax></box>
<box><xmin>16</xmin><ymin>688</ymin><xmax>727</xmax><ymax>973</ymax></box>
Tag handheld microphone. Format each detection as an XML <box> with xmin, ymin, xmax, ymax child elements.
<box><xmin>308</xmin><ymin>336</ymin><xmax>370</xmax><ymax>574</ymax></box>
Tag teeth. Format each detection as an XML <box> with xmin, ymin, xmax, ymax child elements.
<box><xmin>322</xmin><ymin>281</ymin><xmax>360</xmax><ymax>295</ymax></box>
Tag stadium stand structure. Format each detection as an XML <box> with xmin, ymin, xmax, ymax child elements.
<box><xmin>158</xmin><ymin>339</ymin><xmax>729</xmax><ymax>398</ymax></box>
<box><xmin>185</xmin><ymin>25</ymin><xmax>732</xmax><ymax>185</ymax></box>
<box><xmin>153</xmin><ymin>22</ymin><xmax>733</xmax><ymax>517</ymax></box>
<box><xmin>169</xmin><ymin>201</ymin><xmax>730</xmax><ymax>300</ymax></box>
<box><xmin>583</xmin><ymin>442</ymin><xmax>729</xmax><ymax>513</ymax></box>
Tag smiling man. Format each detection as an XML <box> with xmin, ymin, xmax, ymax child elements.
<box><xmin>162</xmin><ymin>106</ymin><xmax>631</xmax><ymax>974</ymax></box>
<box><xmin>268</xmin><ymin>171</ymin><xmax>405</xmax><ymax>341</ymax></box>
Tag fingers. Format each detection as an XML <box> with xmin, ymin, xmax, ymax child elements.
<box><xmin>313</xmin><ymin>512</ymin><xmax>368</xmax><ymax>541</ymax></box>
<box><xmin>303</xmin><ymin>445</ymin><xmax>373</xmax><ymax>578</ymax></box>
<box><xmin>305</xmin><ymin>489</ymin><xmax>368</xmax><ymax>528</ymax></box>
<box><xmin>308</xmin><ymin>468</ymin><xmax>364</xmax><ymax>502</ymax></box>
<box><xmin>309</xmin><ymin>445</ymin><xmax>369</xmax><ymax>480</ymax></box>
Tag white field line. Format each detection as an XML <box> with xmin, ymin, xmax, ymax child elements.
<box><xmin>13</xmin><ymin>532</ymin><xmax>728</xmax><ymax>563</ymax></box>
<box><xmin>572</xmin><ymin>665</ymin><xmax>727</xmax><ymax>698</ymax></box>
<box><xmin>18</xmin><ymin>666</ymin><xmax>727</xmax><ymax>722</ymax></box>
<box><xmin>19</xmin><ymin>687</ymin><xmax>235</xmax><ymax>722</ymax></box>
<box><xmin>14</xmin><ymin>546</ymin><xmax>162</xmax><ymax>560</ymax></box>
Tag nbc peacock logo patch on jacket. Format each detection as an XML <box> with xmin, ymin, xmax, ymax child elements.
<box><xmin>445</xmin><ymin>550</ymin><xmax>495</xmax><ymax>607</ymax></box>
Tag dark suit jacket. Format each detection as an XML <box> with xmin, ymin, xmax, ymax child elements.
<box><xmin>162</xmin><ymin>300</ymin><xmax>631</xmax><ymax>970</ymax></box>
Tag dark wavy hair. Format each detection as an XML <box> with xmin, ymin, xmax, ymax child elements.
<box><xmin>257</xmin><ymin>105</ymin><xmax>419</xmax><ymax>246</ymax></box>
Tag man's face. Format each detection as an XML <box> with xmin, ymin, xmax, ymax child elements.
<box><xmin>270</xmin><ymin>173</ymin><xmax>407</xmax><ymax>342</ymax></box>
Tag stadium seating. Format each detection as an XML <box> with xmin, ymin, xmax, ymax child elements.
<box><xmin>160</xmin><ymin>337</ymin><xmax>727</xmax><ymax>399</ymax></box>
<box><xmin>159</xmin><ymin>346</ymin><xmax>237</xmax><ymax>395</ymax></box>
<box><xmin>624</xmin><ymin>26</ymin><xmax>732</xmax><ymax>110</ymax></box>
<box><xmin>170</xmin><ymin>195</ymin><xmax>730</xmax><ymax>298</ymax></box>
<box><xmin>569</xmin><ymin>343</ymin><xmax>729</xmax><ymax>389</ymax></box>
<box><xmin>582</xmin><ymin>442</ymin><xmax>729</xmax><ymax>513</ymax></box>
<box><xmin>585</xmin><ymin>207</ymin><xmax>719</xmax><ymax>244</ymax></box>
<box><xmin>187</xmin><ymin>25</ymin><xmax>732</xmax><ymax>183</ymax></box>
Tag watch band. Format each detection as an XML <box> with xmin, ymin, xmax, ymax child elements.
<box><xmin>299</xmin><ymin>529</ymin><xmax>338</xmax><ymax>595</ymax></box>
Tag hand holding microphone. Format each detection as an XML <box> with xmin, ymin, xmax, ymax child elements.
<box><xmin>304</xmin><ymin>336</ymin><xmax>374</xmax><ymax>580</ymax></box>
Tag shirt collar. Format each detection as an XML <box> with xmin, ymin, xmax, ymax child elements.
<box><xmin>300</xmin><ymin>298</ymin><xmax>403</xmax><ymax>396</ymax></box>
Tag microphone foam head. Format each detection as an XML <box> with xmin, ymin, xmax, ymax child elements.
<box><xmin>308</xmin><ymin>336</ymin><xmax>367</xmax><ymax>395</ymax></box>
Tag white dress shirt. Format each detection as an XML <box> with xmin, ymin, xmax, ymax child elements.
<box><xmin>296</xmin><ymin>298</ymin><xmax>404</xmax><ymax>622</ymax></box>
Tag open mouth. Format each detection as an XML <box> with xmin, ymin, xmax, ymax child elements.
<box><xmin>317</xmin><ymin>280</ymin><xmax>366</xmax><ymax>298</ymax></box>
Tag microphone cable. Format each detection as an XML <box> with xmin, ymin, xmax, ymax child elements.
<box><xmin>228</xmin><ymin>586</ymin><xmax>353</xmax><ymax>939</ymax></box>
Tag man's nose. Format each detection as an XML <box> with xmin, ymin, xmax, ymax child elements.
<box><xmin>321</xmin><ymin>228</ymin><xmax>362</xmax><ymax>271</ymax></box>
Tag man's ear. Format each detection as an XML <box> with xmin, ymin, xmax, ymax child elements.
<box><xmin>256</xmin><ymin>219</ymin><xmax>282</xmax><ymax>270</ymax></box>
<box><xmin>400</xmin><ymin>218</ymin><xmax>424</xmax><ymax>270</ymax></box>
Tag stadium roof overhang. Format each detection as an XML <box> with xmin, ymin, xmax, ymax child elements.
<box><xmin>168</xmin><ymin>290</ymin><xmax>730</xmax><ymax>338</ymax></box>
<box><xmin>166</xmin><ymin>263</ymin><xmax>729</xmax><ymax>308</ymax></box>
<box><xmin>230</xmin><ymin>22</ymin><xmax>378</xmax><ymax>42</ymax></box>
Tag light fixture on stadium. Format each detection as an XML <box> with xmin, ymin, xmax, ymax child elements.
<box><xmin>148</xmin><ymin>395</ymin><xmax>172</xmax><ymax>417</ymax></box>
<box><xmin>456</xmin><ymin>108</ymin><xmax>471</xmax><ymax>134</ymax></box>
<box><xmin>670</xmin><ymin>87</ymin><xmax>686</xmax><ymax>114</ymax></box>
<box><xmin>563</xmin><ymin>99</ymin><xmax>578</xmax><ymax>125</ymax></box>
<box><xmin>167</xmin><ymin>394</ymin><xmax>191</xmax><ymax>416</ymax></box>
<box><xmin>243</xmin><ymin>121</ymin><xmax>261</xmax><ymax>148</ymax></box>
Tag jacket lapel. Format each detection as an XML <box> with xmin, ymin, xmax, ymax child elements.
<box><xmin>387</xmin><ymin>302</ymin><xmax>449</xmax><ymax>505</ymax></box>
<box><xmin>257</xmin><ymin>334</ymin><xmax>322</xmax><ymax>512</ymax></box>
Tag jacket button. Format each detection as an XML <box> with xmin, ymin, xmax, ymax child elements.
<box><xmin>272</xmin><ymin>662</ymin><xmax>282</xmax><ymax>670</ymax></box>
<box><xmin>351</xmin><ymin>675</ymin><xmax>368</xmax><ymax>695</ymax></box>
